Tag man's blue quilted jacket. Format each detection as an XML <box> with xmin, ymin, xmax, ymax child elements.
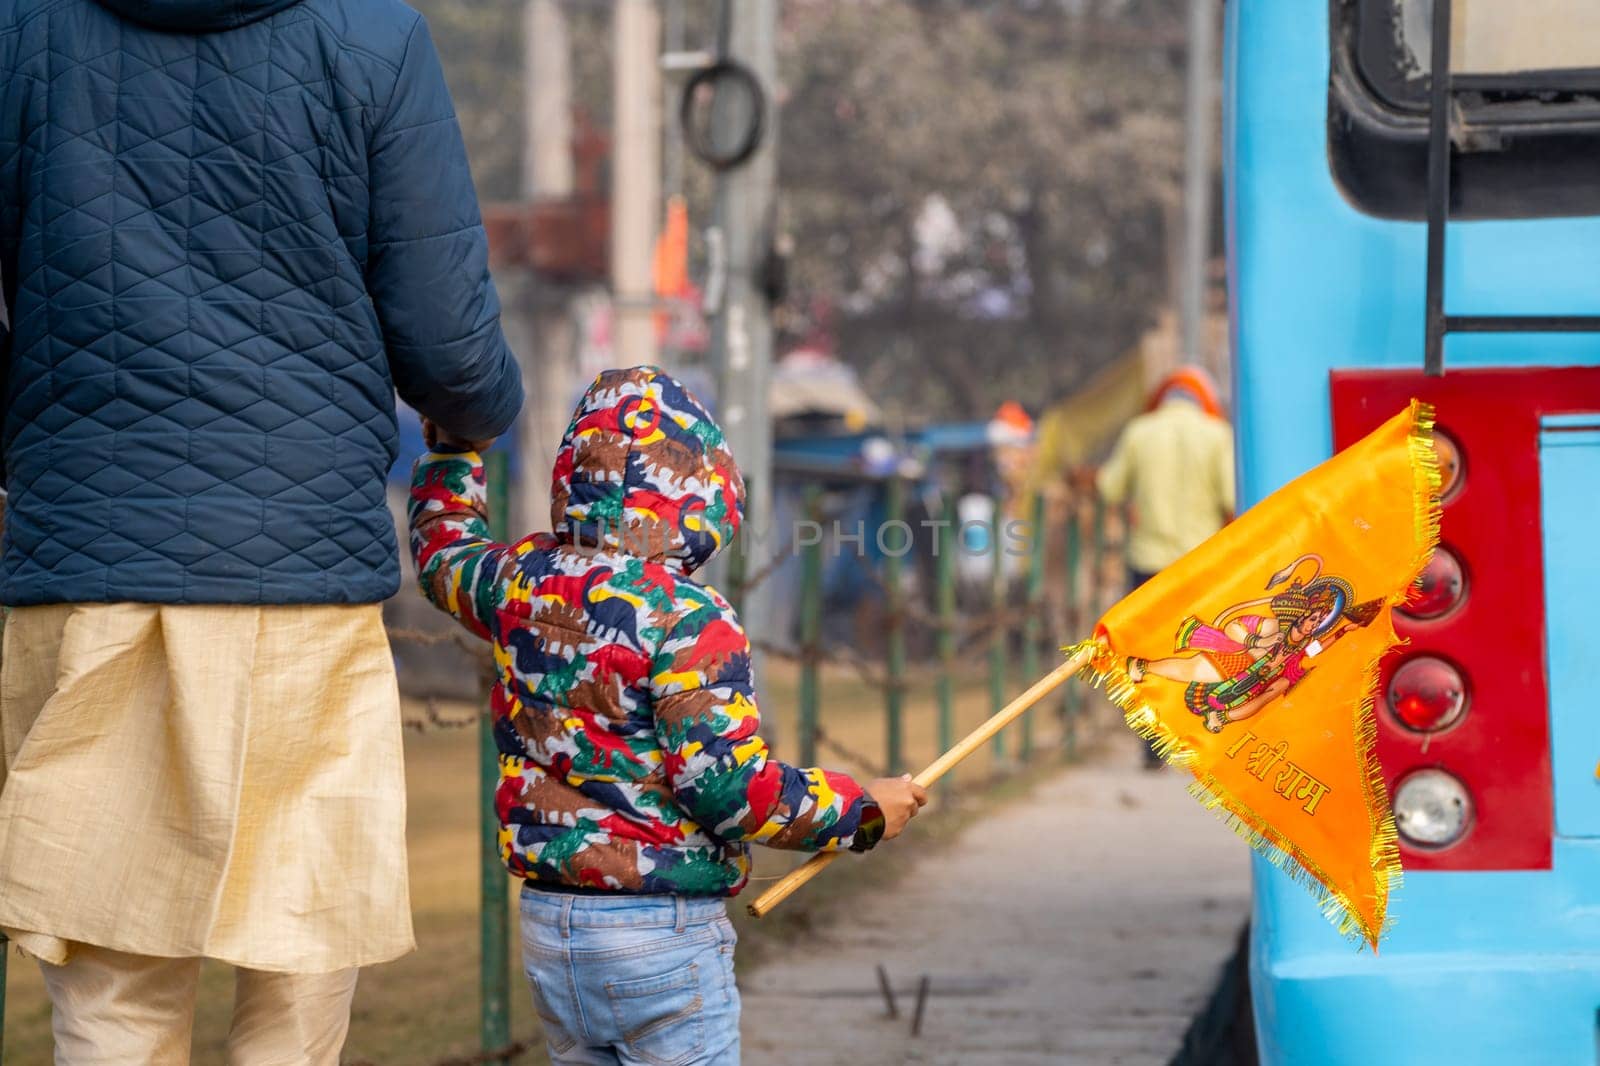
<box><xmin>0</xmin><ymin>0</ymin><xmax>523</xmax><ymax>606</ymax></box>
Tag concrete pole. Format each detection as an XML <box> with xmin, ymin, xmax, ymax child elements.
<box><xmin>1180</xmin><ymin>0</ymin><xmax>1216</xmax><ymax>376</ymax></box>
<box><xmin>611</xmin><ymin>0</ymin><xmax>661</xmax><ymax>369</ymax></box>
<box><xmin>523</xmin><ymin>0</ymin><xmax>572</xmax><ymax>201</ymax></box>
<box><xmin>515</xmin><ymin>0</ymin><xmax>580</xmax><ymax>535</ymax></box>
<box><xmin>708</xmin><ymin>1</ymin><xmax>778</xmax><ymax>688</ymax></box>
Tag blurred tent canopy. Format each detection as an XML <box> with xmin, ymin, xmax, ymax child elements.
<box><xmin>1021</xmin><ymin>349</ymin><xmax>1145</xmax><ymax>503</ymax></box>
<box><xmin>771</xmin><ymin>348</ymin><xmax>881</xmax><ymax>433</ymax></box>
<box><xmin>1018</xmin><ymin>304</ymin><xmax>1229</xmax><ymax>503</ymax></box>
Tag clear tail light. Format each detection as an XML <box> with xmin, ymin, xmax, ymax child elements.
<box><xmin>1394</xmin><ymin>769</ymin><xmax>1473</xmax><ymax>848</ymax></box>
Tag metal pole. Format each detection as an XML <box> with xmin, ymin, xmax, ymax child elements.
<box><xmin>709</xmin><ymin>0</ymin><xmax>778</xmax><ymax>680</ymax></box>
<box><xmin>883</xmin><ymin>476</ymin><xmax>906</xmax><ymax>776</ymax></box>
<box><xmin>798</xmin><ymin>487</ymin><xmax>823</xmax><ymax>769</ymax></box>
<box><xmin>1180</xmin><ymin>0</ymin><xmax>1217</xmax><ymax>374</ymax></box>
<box><xmin>988</xmin><ymin>507</ymin><xmax>1007</xmax><ymax>762</ymax></box>
<box><xmin>726</xmin><ymin>524</ymin><xmax>748</xmax><ymax>619</ymax></box>
<box><xmin>662</xmin><ymin>0</ymin><xmax>685</xmax><ymax>199</ymax></box>
<box><xmin>1020</xmin><ymin>492</ymin><xmax>1046</xmax><ymax>761</ymax></box>
<box><xmin>935</xmin><ymin>503</ymin><xmax>957</xmax><ymax>797</ymax></box>
<box><xmin>479</xmin><ymin>451</ymin><xmax>512</xmax><ymax>1050</ymax></box>
<box><xmin>611</xmin><ymin>0</ymin><xmax>661</xmax><ymax>367</ymax></box>
<box><xmin>1422</xmin><ymin>0</ymin><xmax>1453</xmax><ymax>377</ymax></box>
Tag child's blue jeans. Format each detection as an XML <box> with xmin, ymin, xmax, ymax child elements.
<box><xmin>520</xmin><ymin>886</ymin><xmax>741</xmax><ymax>1066</ymax></box>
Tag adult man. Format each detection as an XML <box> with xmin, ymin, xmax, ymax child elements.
<box><xmin>0</xmin><ymin>0</ymin><xmax>521</xmax><ymax>1059</ymax></box>
<box><xmin>1096</xmin><ymin>366</ymin><xmax>1234</xmax><ymax>766</ymax></box>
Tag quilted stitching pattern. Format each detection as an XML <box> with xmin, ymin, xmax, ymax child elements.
<box><xmin>0</xmin><ymin>0</ymin><xmax>522</xmax><ymax>606</ymax></box>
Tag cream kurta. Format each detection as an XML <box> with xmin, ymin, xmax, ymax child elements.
<box><xmin>0</xmin><ymin>603</ymin><xmax>413</xmax><ymax>972</ymax></box>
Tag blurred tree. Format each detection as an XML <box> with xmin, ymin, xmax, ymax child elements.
<box><xmin>777</xmin><ymin>0</ymin><xmax>1188</xmax><ymax>419</ymax></box>
<box><xmin>417</xmin><ymin>0</ymin><xmax>1188</xmax><ymax>420</ymax></box>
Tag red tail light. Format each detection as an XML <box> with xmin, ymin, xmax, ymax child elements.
<box><xmin>1331</xmin><ymin>368</ymin><xmax>1600</xmax><ymax>872</ymax></box>
<box><xmin>1387</xmin><ymin>655</ymin><xmax>1469</xmax><ymax>733</ymax></box>
<box><xmin>1401</xmin><ymin>546</ymin><xmax>1467</xmax><ymax>620</ymax></box>
<box><xmin>1433</xmin><ymin>430</ymin><xmax>1465</xmax><ymax>500</ymax></box>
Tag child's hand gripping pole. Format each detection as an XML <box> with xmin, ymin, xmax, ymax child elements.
<box><xmin>745</xmin><ymin>646</ymin><xmax>1096</xmax><ymax>918</ymax></box>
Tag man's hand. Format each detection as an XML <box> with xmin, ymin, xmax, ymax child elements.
<box><xmin>867</xmin><ymin>774</ymin><xmax>929</xmax><ymax>842</ymax></box>
<box><xmin>421</xmin><ymin>417</ymin><xmax>495</xmax><ymax>454</ymax></box>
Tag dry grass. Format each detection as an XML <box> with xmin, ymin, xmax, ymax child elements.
<box><xmin>2</xmin><ymin>655</ymin><xmax>1101</xmax><ymax>1063</ymax></box>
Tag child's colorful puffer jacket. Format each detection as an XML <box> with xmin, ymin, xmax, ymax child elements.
<box><xmin>409</xmin><ymin>366</ymin><xmax>882</xmax><ymax>894</ymax></box>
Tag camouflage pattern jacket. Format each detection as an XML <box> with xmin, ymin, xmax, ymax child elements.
<box><xmin>409</xmin><ymin>366</ymin><xmax>883</xmax><ymax>895</ymax></box>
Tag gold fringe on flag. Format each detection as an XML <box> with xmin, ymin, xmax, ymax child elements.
<box><xmin>1070</xmin><ymin>401</ymin><xmax>1440</xmax><ymax>948</ymax></box>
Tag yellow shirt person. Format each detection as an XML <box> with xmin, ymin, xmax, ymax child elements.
<box><xmin>1097</xmin><ymin>386</ymin><xmax>1235</xmax><ymax>580</ymax></box>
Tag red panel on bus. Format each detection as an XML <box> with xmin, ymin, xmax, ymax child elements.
<box><xmin>1331</xmin><ymin>367</ymin><xmax>1600</xmax><ymax>871</ymax></box>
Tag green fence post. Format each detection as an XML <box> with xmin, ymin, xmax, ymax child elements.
<box><xmin>798</xmin><ymin>486</ymin><xmax>823</xmax><ymax>769</ymax></box>
<box><xmin>726</xmin><ymin>524</ymin><xmax>748</xmax><ymax>620</ymax></box>
<box><xmin>988</xmin><ymin>505</ymin><xmax>1007</xmax><ymax>763</ymax></box>
<box><xmin>1062</xmin><ymin>499</ymin><xmax>1083</xmax><ymax>760</ymax></box>
<box><xmin>1091</xmin><ymin>493</ymin><xmax>1107</xmax><ymax>619</ymax></box>
<box><xmin>1020</xmin><ymin>492</ymin><xmax>1046</xmax><ymax>762</ymax></box>
<box><xmin>882</xmin><ymin>476</ymin><xmax>906</xmax><ymax>776</ymax></box>
<box><xmin>479</xmin><ymin>450</ymin><xmax>512</xmax><ymax>1052</ymax></box>
<box><xmin>935</xmin><ymin>502</ymin><xmax>957</xmax><ymax>797</ymax></box>
<box><xmin>1083</xmin><ymin>494</ymin><xmax>1109</xmax><ymax>749</ymax></box>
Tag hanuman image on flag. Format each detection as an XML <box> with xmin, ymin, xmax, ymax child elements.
<box><xmin>1075</xmin><ymin>401</ymin><xmax>1438</xmax><ymax>945</ymax></box>
<box><xmin>1125</xmin><ymin>555</ymin><xmax>1384</xmax><ymax>735</ymax></box>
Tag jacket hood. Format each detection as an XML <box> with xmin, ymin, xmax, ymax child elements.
<box><xmin>550</xmin><ymin>366</ymin><xmax>744</xmax><ymax>574</ymax></box>
<box><xmin>92</xmin><ymin>0</ymin><xmax>303</xmax><ymax>32</ymax></box>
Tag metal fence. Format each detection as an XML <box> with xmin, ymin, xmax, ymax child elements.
<box><xmin>380</xmin><ymin>457</ymin><xmax>1131</xmax><ymax>1061</ymax></box>
<box><xmin>0</xmin><ymin>455</ymin><xmax>1129</xmax><ymax>1064</ymax></box>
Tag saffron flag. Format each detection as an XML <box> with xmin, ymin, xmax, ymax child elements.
<box><xmin>1077</xmin><ymin>401</ymin><xmax>1440</xmax><ymax>947</ymax></box>
<box><xmin>653</xmin><ymin>195</ymin><xmax>692</xmax><ymax>341</ymax></box>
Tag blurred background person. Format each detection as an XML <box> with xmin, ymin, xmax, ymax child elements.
<box><xmin>1094</xmin><ymin>366</ymin><xmax>1234</xmax><ymax>766</ymax></box>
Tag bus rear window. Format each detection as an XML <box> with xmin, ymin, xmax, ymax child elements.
<box><xmin>1330</xmin><ymin>0</ymin><xmax>1600</xmax><ymax>220</ymax></box>
<box><xmin>1395</xmin><ymin>1</ymin><xmax>1600</xmax><ymax>87</ymax></box>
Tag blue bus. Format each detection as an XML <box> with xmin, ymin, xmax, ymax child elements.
<box><xmin>1228</xmin><ymin>0</ymin><xmax>1600</xmax><ymax>1061</ymax></box>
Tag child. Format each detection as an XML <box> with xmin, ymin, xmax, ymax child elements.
<box><xmin>409</xmin><ymin>366</ymin><xmax>926</xmax><ymax>1065</ymax></box>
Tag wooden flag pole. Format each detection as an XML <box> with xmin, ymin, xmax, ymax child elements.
<box><xmin>746</xmin><ymin>646</ymin><xmax>1095</xmax><ymax>918</ymax></box>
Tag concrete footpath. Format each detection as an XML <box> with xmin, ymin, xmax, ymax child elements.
<box><xmin>740</xmin><ymin>737</ymin><xmax>1251</xmax><ymax>1065</ymax></box>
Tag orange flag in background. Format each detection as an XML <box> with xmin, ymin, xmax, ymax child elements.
<box><xmin>653</xmin><ymin>195</ymin><xmax>691</xmax><ymax>341</ymax></box>
<box><xmin>1077</xmin><ymin>401</ymin><xmax>1440</xmax><ymax>947</ymax></box>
